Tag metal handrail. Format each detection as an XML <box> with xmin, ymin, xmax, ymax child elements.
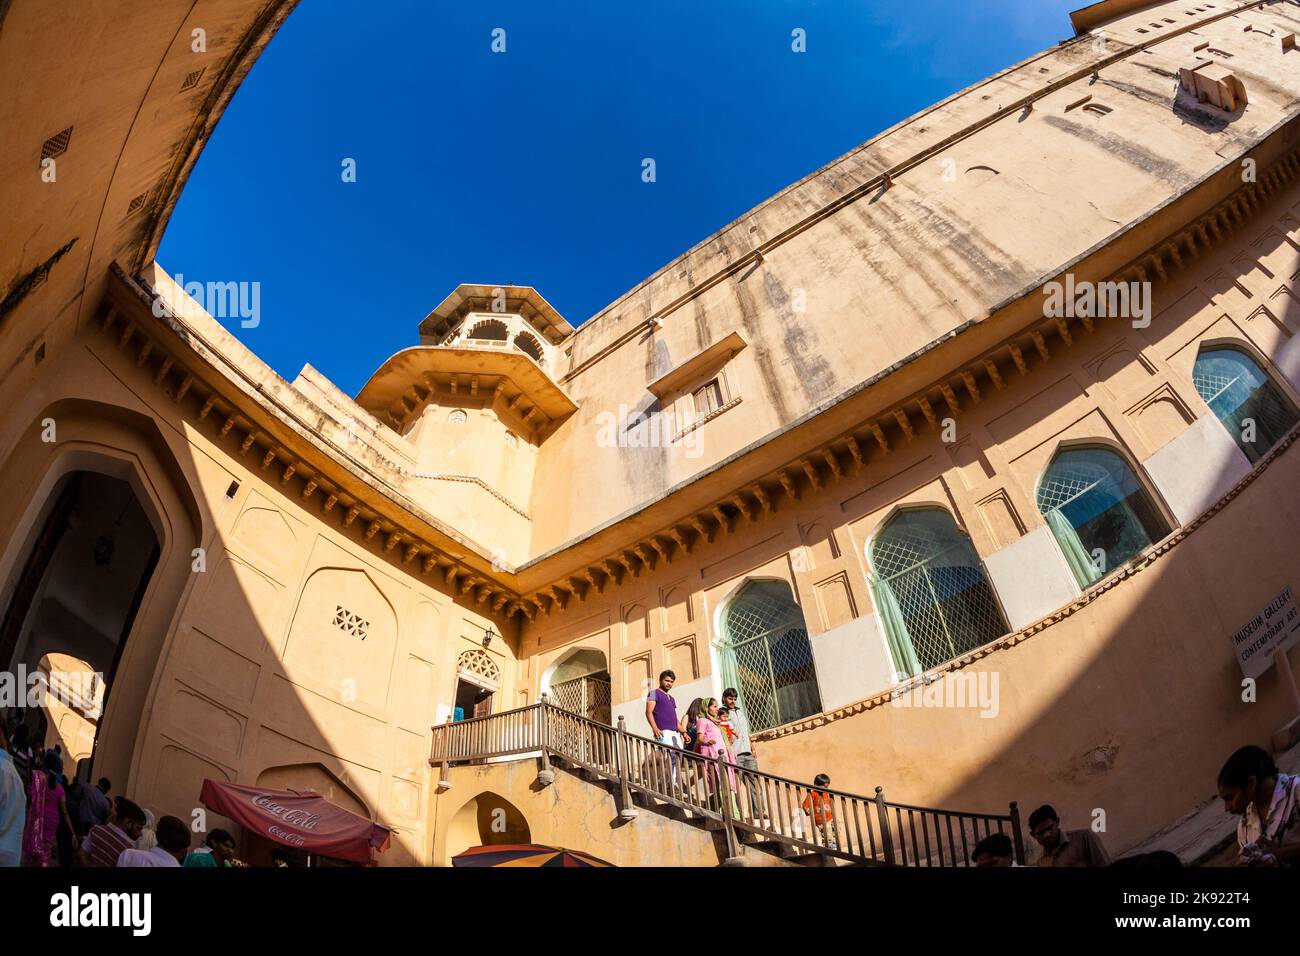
<box><xmin>429</xmin><ymin>699</ymin><xmax>1023</xmax><ymax>866</ymax></box>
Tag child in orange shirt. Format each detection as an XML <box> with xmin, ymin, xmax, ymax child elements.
<box><xmin>801</xmin><ymin>773</ymin><xmax>839</xmax><ymax>850</ymax></box>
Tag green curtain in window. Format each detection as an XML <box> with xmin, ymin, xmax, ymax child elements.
<box><xmin>1044</xmin><ymin>508</ymin><xmax>1100</xmax><ymax>588</ymax></box>
<box><xmin>870</xmin><ymin>574</ymin><xmax>922</xmax><ymax>679</ymax></box>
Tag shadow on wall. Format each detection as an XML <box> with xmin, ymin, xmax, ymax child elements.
<box><xmin>0</xmin><ymin>390</ymin><xmax>429</xmax><ymax>865</ymax></box>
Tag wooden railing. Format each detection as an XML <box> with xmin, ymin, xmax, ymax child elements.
<box><xmin>429</xmin><ymin>698</ymin><xmax>1024</xmax><ymax>866</ymax></box>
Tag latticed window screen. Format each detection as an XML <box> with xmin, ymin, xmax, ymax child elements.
<box><xmin>870</xmin><ymin>509</ymin><xmax>1008</xmax><ymax>673</ymax></box>
<box><xmin>333</xmin><ymin>605</ymin><xmax>369</xmax><ymax>640</ymax></box>
<box><xmin>550</xmin><ymin>675</ymin><xmax>612</xmax><ymax>724</ymax></box>
<box><xmin>457</xmin><ymin>648</ymin><xmax>501</xmax><ymax>686</ymax></box>
<box><xmin>1193</xmin><ymin>347</ymin><xmax>1298</xmax><ymax>463</ymax></box>
<box><xmin>719</xmin><ymin>580</ymin><xmax>821</xmax><ymax>732</ymax></box>
<box><xmin>1036</xmin><ymin>447</ymin><xmax>1168</xmax><ymax>586</ymax></box>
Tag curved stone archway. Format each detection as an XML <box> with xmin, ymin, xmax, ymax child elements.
<box><xmin>0</xmin><ymin>400</ymin><xmax>205</xmax><ymax>798</ymax></box>
<box><xmin>443</xmin><ymin>790</ymin><xmax>532</xmax><ymax>864</ymax></box>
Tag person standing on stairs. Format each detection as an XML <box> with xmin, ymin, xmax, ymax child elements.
<box><xmin>722</xmin><ymin>687</ymin><xmax>763</xmax><ymax>821</ymax></box>
<box><xmin>688</xmin><ymin>698</ymin><xmax>741</xmax><ymax>818</ymax></box>
<box><xmin>646</xmin><ymin>670</ymin><xmax>683</xmax><ymax>786</ymax></box>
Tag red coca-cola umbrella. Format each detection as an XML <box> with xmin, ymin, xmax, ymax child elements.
<box><xmin>199</xmin><ymin>779</ymin><xmax>392</xmax><ymax>864</ymax></box>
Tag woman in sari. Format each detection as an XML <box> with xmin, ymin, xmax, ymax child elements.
<box><xmin>22</xmin><ymin>752</ymin><xmax>74</xmax><ymax>867</ymax></box>
<box><xmin>689</xmin><ymin>697</ymin><xmax>740</xmax><ymax>816</ymax></box>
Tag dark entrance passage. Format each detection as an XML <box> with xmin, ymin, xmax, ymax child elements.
<box><xmin>0</xmin><ymin>471</ymin><xmax>160</xmax><ymax>780</ymax></box>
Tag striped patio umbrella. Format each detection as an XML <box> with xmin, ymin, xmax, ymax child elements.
<box><xmin>451</xmin><ymin>844</ymin><xmax>613</xmax><ymax>867</ymax></box>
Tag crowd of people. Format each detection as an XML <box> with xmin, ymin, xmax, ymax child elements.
<box><xmin>0</xmin><ymin>719</ymin><xmax>299</xmax><ymax>869</ymax></box>
<box><xmin>645</xmin><ymin>670</ymin><xmax>1300</xmax><ymax>867</ymax></box>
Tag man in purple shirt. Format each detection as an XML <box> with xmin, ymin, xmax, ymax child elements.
<box><xmin>645</xmin><ymin>670</ymin><xmax>681</xmax><ymax>748</ymax></box>
<box><xmin>645</xmin><ymin>670</ymin><xmax>683</xmax><ymax>786</ymax></box>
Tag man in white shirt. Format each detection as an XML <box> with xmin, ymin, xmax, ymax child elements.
<box><xmin>118</xmin><ymin>815</ymin><xmax>190</xmax><ymax>867</ymax></box>
<box><xmin>0</xmin><ymin>726</ymin><xmax>26</xmax><ymax>867</ymax></box>
<box><xmin>722</xmin><ymin>687</ymin><xmax>764</xmax><ymax>819</ymax></box>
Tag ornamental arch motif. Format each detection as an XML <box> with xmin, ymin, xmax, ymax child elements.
<box><xmin>457</xmin><ymin>647</ymin><xmax>501</xmax><ymax>687</ymax></box>
<box><xmin>512</xmin><ymin>331</ymin><xmax>545</xmax><ymax>364</ymax></box>
<box><xmin>467</xmin><ymin>318</ymin><xmax>508</xmax><ymax>341</ymax></box>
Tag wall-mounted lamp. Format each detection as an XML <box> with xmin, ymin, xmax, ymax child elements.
<box><xmin>482</xmin><ymin>625</ymin><xmax>496</xmax><ymax>649</ymax></box>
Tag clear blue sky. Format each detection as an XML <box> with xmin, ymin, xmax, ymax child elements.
<box><xmin>160</xmin><ymin>0</ymin><xmax>1075</xmax><ymax>395</ymax></box>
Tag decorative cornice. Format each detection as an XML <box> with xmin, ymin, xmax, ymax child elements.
<box><xmin>104</xmin><ymin>127</ymin><xmax>1300</xmax><ymax>627</ymax></box>
<box><xmin>98</xmin><ymin>272</ymin><xmax>523</xmax><ymax>622</ymax></box>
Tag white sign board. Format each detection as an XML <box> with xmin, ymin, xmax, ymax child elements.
<box><xmin>1230</xmin><ymin>587</ymin><xmax>1300</xmax><ymax>680</ymax></box>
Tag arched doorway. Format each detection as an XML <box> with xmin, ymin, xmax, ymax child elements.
<box><xmin>0</xmin><ymin>470</ymin><xmax>160</xmax><ymax>778</ymax></box>
<box><xmin>35</xmin><ymin>652</ymin><xmax>101</xmax><ymax>780</ymax></box>
<box><xmin>444</xmin><ymin>790</ymin><xmax>531</xmax><ymax>864</ymax></box>
<box><xmin>540</xmin><ymin>647</ymin><xmax>612</xmax><ymax>767</ymax></box>
<box><xmin>544</xmin><ymin>647</ymin><xmax>611</xmax><ymax>726</ymax></box>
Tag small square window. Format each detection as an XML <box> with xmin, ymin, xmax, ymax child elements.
<box><xmin>693</xmin><ymin>378</ymin><xmax>725</xmax><ymax>417</ymax></box>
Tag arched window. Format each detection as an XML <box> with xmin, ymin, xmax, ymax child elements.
<box><xmin>448</xmin><ymin>409</ymin><xmax>467</xmax><ymax>425</ymax></box>
<box><xmin>868</xmin><ymin>508</ymin><xmax>1008</xmax><ymax>679</ymax></box>
<box><xmin>1192</xmin><ymin>346</ymin><xmax>1298</xmax><ymax>463</ymax></box>
<box><xmin>513</xmin><ymin>332</ymin><xmax>545</xmax><ymax>364</ymax></box>
<box><xmin>718</xmin><ymin>580</ymin><xmax>820</xmax><ymax>732</ymax></box>
<box><xmin>467</xmin><ymin>318</ymin><xmax>508</xmax><ymax>342</ymax></box>
<box><xmin>1037</xmin><ymin>447</ymin><xmax>1169</xmax><ymax>588</ymax></box>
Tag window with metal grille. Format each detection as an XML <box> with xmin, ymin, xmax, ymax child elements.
<box><xmin>41</xmin><ymin>127</ymin><xmax>73</xmax><ymax>160</ymax></box>
<box><xmin>1036</xmin><ymin>447</ymin><xmax>1169</xmax><ymax>588</ymax></box>
<box><xmin>693</xmin><ymin>378</ymin><xmax>725</xmax><ymax>418</ymax></box>
<box><xmin>718</xmin><ymin>580</ymin><xmax>820</xmax><ymax>732</ymax></box>
<box><xmin>1192</xmin><ymin>346</ymin><xmax>1298</xmax><ymax>463</ymax></box>
<box><xmin>869</xmin><ymin>508</ymin><xmax>1008</xmax><ymax>678</ymax></box>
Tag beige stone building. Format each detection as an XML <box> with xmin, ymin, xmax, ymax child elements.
<box><xmin>5</xmin><ymin>0</ymin><xmax>1300</xmax><ymax>865</ymax></box>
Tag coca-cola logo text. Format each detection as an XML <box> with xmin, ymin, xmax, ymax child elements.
<box><xmin>268</xmin><ymin>826</ymin><xmax>306</xmax><ymax>846</ymax></box>
<box><xmin>253</xmin><ymin>794</ymin><xmax>321</xmax><ymax>831</ymax></box>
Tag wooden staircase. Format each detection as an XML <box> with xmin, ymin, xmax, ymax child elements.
<box><xmin>431</xmin><ymin>698</ymin><xmax>1025</xmax><ymax>867</ymax></box>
